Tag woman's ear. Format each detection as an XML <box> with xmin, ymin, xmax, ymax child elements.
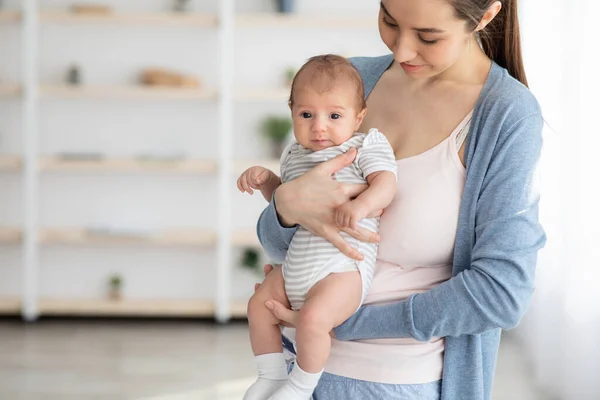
<box><xmin>355</xmin><ymin>108</ymin><xmax>368</xmax><ymax>131</ymax></box>
<box><xmin>475</xmin><ymin>1</ymin><xmax>502</xmax><ymax>32</ymax></box>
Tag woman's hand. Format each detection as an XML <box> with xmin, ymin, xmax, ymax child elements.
<box><xmin>255</xmin><ymin>264</ymin><xmax>336</xmax><ymax>337</ymax></box>
<box><xmin>274</xmin><ymin>148</ymin><xmax>381</xmax><ymax>260</ymax></box>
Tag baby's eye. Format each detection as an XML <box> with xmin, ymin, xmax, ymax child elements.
<box><xmin>301</xmin><ymin>112</ymin><xmax>312</xmax><ymax>118</ymax></box>
<box><xmin>330</xmin><ymin>113</ymin><xmax>341</xmax><ymax>120</ymax></box>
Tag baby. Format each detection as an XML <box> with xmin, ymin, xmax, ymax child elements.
<box><xmin>237</xmin><ymin>54</ymin><xmax>397</xmax><ymax>400</ymax></box>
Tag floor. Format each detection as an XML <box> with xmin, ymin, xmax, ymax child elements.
<box><xmin>0</xmin><ymin>319</ymin><xmax>542</xmax><ymax>400</ymax></box>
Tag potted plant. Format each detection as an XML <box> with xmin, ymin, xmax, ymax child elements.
<box><xmin>241</xmin><ymin>248</ymin><xmax>261</xmax><ymax>274</ymax></box>
<box><xmin>284</xmin><ymin>66</ymin><xmax>297</xmax><ymax>87</ymax></box>
<box><xmin>274</xmin><ymin>0</ymin><xmax>295</xmax><ymax>13</ymax></box>
<box><xmin>173</xmin><ymin>0</ymin><xmax>191</xmax><ymax>12</ymax></box>
<box><xmin>108</xmin><ymin>274</ymin><xmax>123</xmax><ymax>301</ymax></box>
<box><xmin>262</xmin><ymin>116</ymin><xmax>292</xmax><ymax>158</ymax></box>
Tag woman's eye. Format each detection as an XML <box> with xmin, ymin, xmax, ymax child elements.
<box><xmin>419</xmin><ymin>36</ymin><xmax>438</xmax><ymax>45</ymax></box>
<box><xmin>330</xmin><ymin>113</ymin><xmax>341</xmax><ymax>120</ymax></box>
<box><xmin>382</xmin><ymin>18</ymin><xmax>398</xmax><ymax>28</ymax></box>
<box><xmin>301</xmin><ymin>112</ymin><xmax>312</xmax><ymax>118</ymax></box>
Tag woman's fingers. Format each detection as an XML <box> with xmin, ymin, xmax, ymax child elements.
<box><xmin>263</xmin><ymin>264</ymin><xmax>274</xmax><ymax>276</ymax></box>
<box><xmin>323</xmin><ymin>226</ymin><xmax>363</xmax><ymax>261</ymax></box>
<box><xmin>340</xmin><ymin>226</ymin><xmax>380</xmax><ymax>243</ymax></box>
<box><xmin>265</xmin><ymin>300</ymin><xmax>299</xmax><ymax>328</ymax></box>
<box><xmin>318</xmin><ymin>147</ymin><xmax>357</xmax><ymax>176</ymax></box>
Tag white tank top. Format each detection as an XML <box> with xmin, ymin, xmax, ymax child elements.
<box><xmin>325</xmin><ymin>112</ymin><xmax>472</xmax><ymax>384</ymax></box>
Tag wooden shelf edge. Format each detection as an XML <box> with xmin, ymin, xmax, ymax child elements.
<box><xmin>39</xmin><ymin>228</ymin><xmax>217</xmax><ymax>247</ymax></box>
<box><xmin>40</xmin><ymin>85</ymin><xmax>218</xmax><ymax>100</ymax></box>
<box><xmin>0</xmin><ymin>298</ymin><xmax>21</xmax><ymax>314</ymax></box>
<box><xmin>0</xmin><ymin>228</ymin><xmax>22</xmax><ymax>244</ymax></box>
<box><xmin>235</xmin><ymin>13</ymin><xmax>376</xmax><ymax>28</ymax></box>
<box><xmin>0</xmin><ymin>155</ymin><xmax>23</xmax><ymax>171</ymax></box>
<box><xmin>235</xmin><ymin>87</ymin><xmax>290</xmax><ymax>101</ymax></box>
<box><xmin>0</xmin><ymin>84</ymin><xmax>22</xmax><ymax>97</ymax></box>
<box><xmin>0</xmin><ymin>11</ymin><xmax>21</xmax><ymax>23</ymax></box>
<box><xmin>37</xmin><ymin>299</ymin><xmax>248</xmax><ymax>318</ymax></box>
<box><xmin>39</xmin><ymin>11</ymin><xmax>218</xmax><ymax>27</ymax></box>
<box><xmin>39</xmin><ymin>157</ymin><xmax>218</xmax><ymax>173</ymax></box>
<box><xmin>233</xmin><ymin>159</ymin><xmax>280</xmax><ymax>175</ymax></box>
<box><xmin>38</xmin><ymin>298</ymin><xmax>216</xmax><ymax>317</ymax></box>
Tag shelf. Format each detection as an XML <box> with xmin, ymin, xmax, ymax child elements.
<box><xmin>0</xmin><ymin>298</ymin><xmax>21</xmax><ymax>315</ymax></box>
<box><xmin>232</xmin><ymin>229</ymin><xmax>261</xmax><ymax>247</ymax></box>
<box><xmin>39</xmin><ymin>228</ymin><xmax>217</xmax><ymax>247</ymax></box>
<box><xmin>0</xmin><ymin>228</ymin><xmax>22</xmax><ymax>244</ymax></box>
<box><xmin>40</xmin><ymin>85</ymin><xmax>218</xmax><ymax>101</ymax></box>
<box><xmin>0</xmin><ymin>11</ymin><xmax>20</xmax><ymax>23</ymax></box>
<box><xmin>0</xmin><ymin>155</ymin><xmax>22</xmax><ymax>171</ymax></box>
<box><xmin>39</xmin><ymin>156</ymin><xmax>218</xmax><ymax>174</ymax></box>
<box><xmin>37</xmin><ymin>298</ymin><xmax>248</xmax><ymax>318</ymax></box>
<box><xmin>39</xmin><ymin>11</ymin><xmax>218</xmax><ymax>27</ymax></box>
<box><xmin>233</xmin><ymin>159</ymin><xmax>280</xmax><ymax>175</ymax></box>
<box><xmin>0</xmin><ymin>84</ymin><xmax>21</xmax><ymax>98</ymax></box>
<box><xmin>236</xmin><ymin>13</ymin><xmax>376</xmax><ymax>28</ymax></box>
<box><xmin>235</xmin><ymin>87</ymin><xmax>290</xmax><ymax>101</ymax></box>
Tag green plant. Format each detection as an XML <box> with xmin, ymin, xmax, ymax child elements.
<box><xmin>109</xmin><ymin>274</ymin><xmax>122</xmax><ymax>290</ymax></box>
<box><xmin>284</xmin><ymin>67</ymin><xmax>297</xmax><ymax>85</ymax></box>
<box><xmin>241</xmin><ymin>248</ymin><xmax>260</xmax><ymax>272</ymax></box>
<box><xmin>262</xmin><ymin>116</ymin><xmax>292</xmax><ymax>144</ymax></box>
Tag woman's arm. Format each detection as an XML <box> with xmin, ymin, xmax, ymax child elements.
<box><xmin>334</xmin><ymin>114</ymin><xmax>545</xmax><ymax>341</ymax></box>
<box><xmin>257</xmin><ymin>148</ymin><xmax>381</xmax><ymax>262</ymax></box>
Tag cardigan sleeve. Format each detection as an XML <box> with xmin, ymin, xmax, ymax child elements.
<box><xmin>256</xmin><ymin>197</ymin><xmax>298</xmax><ymax>264</ymax></box>
<box><xmin>334</xmin><ymin>114</ymin><xmax>546</xmax><ymax>341</ymax></box>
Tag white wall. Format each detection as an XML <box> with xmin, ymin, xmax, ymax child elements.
<box><xmin>0</xmin><ymin>0</ymin><xmax>388</xmax><ymax>307</ymax></box>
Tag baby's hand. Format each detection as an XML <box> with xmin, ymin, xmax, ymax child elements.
<box><xmin>237</xmin><ymin>166</ymin><xmax>273</xmax><ymax>195</ymax></box>
<box><xmin>335</xmin><ymin>200</ymin><xmax>370</xmax><ymax>230</ymax></box>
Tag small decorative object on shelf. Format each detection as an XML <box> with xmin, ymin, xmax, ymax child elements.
<box><xmin>262</xmin><ymin>116</ymin><xmax>292</xmax><ymax>158</ymax></box>
<box><xmin>108</xmin><ymin>274</ymin><xmax>123</xmax><ymax>301</ymax></box>
<box><xmin>66</xmin><ymin>64</ymin><xmax>82</xmax><ymax>85</ymax></box>
<box><xmin>70</xmin><ymin>4</ymin><xmax>113</xmax><ymax>15</ymax></box>
<box><xmin>274</xmin><ymin>0</ymin><xmax>295</xmax><ymax>14</ymax></box>
<box><xmin>140</xmin><ymin>68</ymin><xmax>200</xmax><ymax>88</ymax></box>
<box><xmin>173</xmin><ymin>0</ymin><xmax>191</xmax><ymax>13</ymax></box>
<box><xmin>284</xmin><ymin>66</ymin><xmax>297</xmax><ymax>87</ymax></box>
<box><xmin>241</xmin><ymin>248</ymin><xmax>261</xmax><ymax>274</ymax></box>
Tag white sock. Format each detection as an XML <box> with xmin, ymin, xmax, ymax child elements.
<box><xmin>243</xmin><ymin>353</ymin><xmax>288</xmax><ymax>400</ymax></box>
<box><xmin>267</xmin><ymin>362</ymin><xmax>323</xmax><ymax>400</ymax></box>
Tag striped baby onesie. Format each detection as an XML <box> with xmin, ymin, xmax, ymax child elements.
<box><xmin>280</xmin><ymin>128</ymin><xmax>397</xmax><ymax>310</ymax></box>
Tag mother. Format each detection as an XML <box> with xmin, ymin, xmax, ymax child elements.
<box><xmin>256</xmin><ymin>0</ymin><xmax>545</xmax><ymax>398</ymax></box>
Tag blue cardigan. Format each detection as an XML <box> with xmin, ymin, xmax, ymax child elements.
<box><xmin>256</xmin><ymin>54</ymin><xmax>545</xmax><ymax>400</ymax></box>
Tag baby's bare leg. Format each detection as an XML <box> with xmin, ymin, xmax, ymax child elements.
<box><xmin>296</xmin><ymin>271</ymin><xmax>362</xmax><ymax>373</ymax></box>
<box><xmin>243</xmin><ymin>267</ymin><xmax>291</xmax><ymax>400</ymax></box>
<box><xmin>247</xmin><ymin>266</ymin><xmax>290</xmax><ymax>356</ymax></box>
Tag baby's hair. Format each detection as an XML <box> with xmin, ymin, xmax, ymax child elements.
<box><xmin>288</xmin><ymin>54</ymin><xmax>366</xmax><ymax>111</ymax></box>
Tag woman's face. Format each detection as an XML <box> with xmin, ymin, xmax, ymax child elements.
<box><xmin>378</xmin><ymin>0</ymin><xmax>475</xmax><ymax>79</ymax></box>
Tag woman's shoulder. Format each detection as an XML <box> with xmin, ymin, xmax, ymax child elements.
<box><xmin>478</xmin><ymin>63</ymin><xmax>542</xmax><ymax>128</ymax></box>
<box><xmin>349</xmin><ymin>54</ymin><xmax>394</xmax><ymax>96</ymax></box>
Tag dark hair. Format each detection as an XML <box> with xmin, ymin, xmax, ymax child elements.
<box><xmin>451</xmin><ymin>0</ymin><xmax>528</xmax><ymax>87</ymax></box>
<box><xmin>289</xmin><ymin>54</ymin><xmax>366</xmax><ymax>110</ymax></box>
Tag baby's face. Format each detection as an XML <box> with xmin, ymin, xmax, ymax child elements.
<box><xmin>290</xmin><ymin>81</ymin><xmax>366</xmax><ymax>152</ymax></box>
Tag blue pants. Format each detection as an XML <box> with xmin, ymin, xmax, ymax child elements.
<box><xmin>282</xmin><ymin>335</ymin><xmax>442</xmax><ymax>400</ymax></box>
<box><xmin>313</xmin><ymin>373</ymin><xmax>441</xmax><ymax>400</ymax></box>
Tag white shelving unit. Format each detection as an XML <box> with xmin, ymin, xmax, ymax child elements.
<box><xmin>1</xmin><ymin>0</ymin><xmax>383</xmax><ymax>322</ymax></box>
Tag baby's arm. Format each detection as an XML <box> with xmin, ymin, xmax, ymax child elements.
<box><xmin>335</xmin><ymin>171</ymin><xmax>397</xmax><ymax>229</ymax></box>
<box><xmin>237</xmin><ymin>166</ymin><xmax>282</xmax><ymax>202</ymax></box>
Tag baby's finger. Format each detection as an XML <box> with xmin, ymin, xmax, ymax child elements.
<box><xmin>240</xmin><ymin>177</ymin><xmax>254</xmax><ymax>195</ymax></box>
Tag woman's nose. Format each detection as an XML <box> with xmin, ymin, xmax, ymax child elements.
<box><xmin>393</xmin><ymin>33</ymin><xmax>418</xmax><ymax>64</ymax></box>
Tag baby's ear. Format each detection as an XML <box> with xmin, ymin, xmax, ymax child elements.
<box><xmin>355</xmin><ymin>108</ymin><xmax>368</xmax><ymax>129</ymax></box>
